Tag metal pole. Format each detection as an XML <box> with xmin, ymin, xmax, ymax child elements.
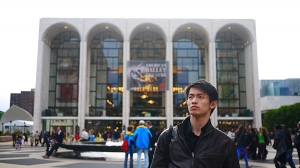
<box><xmin>24</xmin><ymin>122</ymin><xmax>26</xmax><ymax>133</ymax></box>
<box><xmin>10</xmin><ymin>121</ymin><xmax>12</xmax><ymax>133</ymax></box>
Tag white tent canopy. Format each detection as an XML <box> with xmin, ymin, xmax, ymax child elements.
<box><xmin>3</xmin><ymin>120</ymin><xmax>33</xmax><ymax>126</ymax></box>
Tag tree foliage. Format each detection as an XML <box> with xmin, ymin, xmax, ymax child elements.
<box><xmin>263</xmin><ymin>102</ymin><xmax>300</xmax><ymax>131</ymax></box>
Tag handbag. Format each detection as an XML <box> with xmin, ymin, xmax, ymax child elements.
<box><xmin>241</xmin><ymin>143</ymin><xmax>251</xmax><ymax>155</ymax></box>
<box><xmin>241</xmin><ymin>147</ymin><xmax>248</xmax><ymax>155</ymax></box>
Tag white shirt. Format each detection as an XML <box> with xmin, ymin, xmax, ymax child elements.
<box><xmin>81</xmin><ymin>131</ymin><xmax>88</xmax><ymax>140</ymax></box>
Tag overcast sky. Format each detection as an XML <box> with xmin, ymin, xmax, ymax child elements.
<box><xmin>0</xmin><ymin>0</ymin><xmax>299</xmax><ymax>112</ymax></box>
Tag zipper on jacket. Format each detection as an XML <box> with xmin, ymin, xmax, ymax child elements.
<box><xmin>194</xmin><ymin>128</ymin><xmax>214</xmax><ymax>153</ymax></box>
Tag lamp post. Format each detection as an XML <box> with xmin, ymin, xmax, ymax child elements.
<box><xmin>14</xmin><ymin>124</ymin><xmax>16</xmax><ymax>133</ymax></box>
<box><xmin>24</xmin><ymin>122</ymin><xmax>26</xmax><ymax>133</ymax></box>
<box><xmin>9</xmin><ymin>121</ymin><xmax>12</xmax><ymax>133</ymax></box>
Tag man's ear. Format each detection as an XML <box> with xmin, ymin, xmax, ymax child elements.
<box><xmin>210</xmin><ymin>100</ymin><xmax>218</xmax><ymax>109</ymax></box>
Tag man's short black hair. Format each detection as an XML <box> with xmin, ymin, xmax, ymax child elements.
<box><xmin>185</xmin><ymin>79</ymin><xmax>218</xmax><ymax>115</ymax></box>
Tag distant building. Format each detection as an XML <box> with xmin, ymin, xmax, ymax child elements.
<box><xmin>260</xmin><ymin>79</ymin><xmax>300</xmax><ymax>112</ymax></box>
<box><xmin>10</xmin><ymin>89</ymin><xmax>35</xmax><ymax>116</ymax></box>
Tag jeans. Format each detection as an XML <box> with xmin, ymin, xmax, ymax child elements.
<box><xmin>124</xmin><ymin>152</ymin><xmax>133</xmax><ymax>168</ymax></box>
<box><xmin>237</xmin><ymin>147</ymin><xmax>249</xmax><ymax>167</ymax></box>
<box><xmin>281</xmin><ymin>148</ymin><xmax>295</xmax><ymax>168</ymax></box>
<box><xmin>137</xmin><ymin>148</ymin><xmax>149</xmax><ymax>168</ymax></box>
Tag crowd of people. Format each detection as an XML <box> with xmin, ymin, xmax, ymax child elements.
<box><xmin>223</xmin><ymin>122</ymin><xmax>300</xmax><ymax>168</ymax></box>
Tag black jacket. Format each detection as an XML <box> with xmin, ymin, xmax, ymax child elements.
<box><xmin>295</xmin><ymin>128</ymin><xmax>300</xmax><ymax>148</ymax></box>
<box><xmin>56</xmin><ymin>131</ymin><xmax>64</xmax><ymax>144</ymax></box>
<box><xmin>235</xmin><ymin>131</ymin><xmax>251</xmax><ymax>147</ymax></box>
<box><xmin>149</xmin><ymin>126</ymin><xmax>157</xmax><ymax>149</ymax></box>
<box><xmin>151</xmin><ymin>117</ymin><xmax>240</xmax><ymax>168</ymax></box>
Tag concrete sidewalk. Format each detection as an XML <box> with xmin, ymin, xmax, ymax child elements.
<box><xmin>0</xmin><ymin>141</ymin><xmax>299</xmax><ymax>168</ymax></box>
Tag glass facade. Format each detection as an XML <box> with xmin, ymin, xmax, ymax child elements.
<box><xmin>89</xmin><ymin>31</ymin><xmax>123</xmax><ymax>117</ymax></box>
<box><xmin>173</xmin><ymin>32</ymin><xmax>206</xmax><ymax>117</ymax></box>
<box><xmin>130</xmin><ymin>32</ymin><xmax>166</xmax><ymax>117</ymax></box>
<box><xmin>47</xmin><ymin>31</ymin><xmax>80</xmax><ymax>117</ymax></box>
<box><xmin>215</xmin><ymin>32</ymin><xmax>247</xmax><ymax>117</ymax></box>
<box><xmin>42</xmin><ymin>119</ymin><xmax>78</xmax><ymax>135</ymax></box>
<box><xmin>85</xmin><ymin>120</ymin><xmax>122</xmax><ymax>134</ymax></box>
<box><xmin>260</xmin><ymin>79</ymin><xmax>300</xmax><ymax>97</ymax></box>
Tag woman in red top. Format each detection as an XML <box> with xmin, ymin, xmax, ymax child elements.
<box><xmin>75</xmin><ymin>132</ymin><xmax>79</xmax><ymax>141</ymax></box>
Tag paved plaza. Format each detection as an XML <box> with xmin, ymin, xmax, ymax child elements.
<box><xmin>0</xmin><ymin>141</ymin><xmax>299</xmax><ymax>168</ymax></box>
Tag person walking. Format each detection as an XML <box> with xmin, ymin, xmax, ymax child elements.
<box><xmin>24</xmin><ymin>132</ymin><xmax>28</xmax><ymax>145</ymax></box>
<box><xmin>273</xmin><ymin>124</ymin><xmax>287</xmax><ymax>168</ymax></box>
<box><xmin>145</xmin><ymin>120</ymin><xmax>157</xmax><ymax>168</ymax></box>
<box><xmin>227</xmin><ymin>127</ymin><xmax>235</xmax><ymax>141</ymax></box>
<box><xmin>235</xmin><ymin>125</ymin><xmax>252</xmax><ymax>168</ymax></box>
<box><xmin>124</xmin><ymin>125</ymin><xmax>135</xmax><ymax>168</ymax></box>
<box><xmin>294</xmin><ymin>121</ymin><xmax>300</xmax><ymax>167</ymax></box>
<box><xmin>30</xmin><ymin>132</ymin><xmax>34</xmax><ymax>147</ymax></box>
<box><xmin>43</xmin><ymin>130</ymin><xmax>50</xmax><ymax>153</ymax></box>
<box><xmin>281</xmin><ymin>124</ymin><xmax>295</xmax><ymax>168</ymax></box>
<box><xmin>257</xmin><ymin>127</ymin><xmax>266</xmax><ymax>160</ymax></box>
<box><xmin>249</xmin><ymin>128</ymin><xmax>258</xmax><ymax>160</ymax></box>
<box><xmin>43</xmin><ymin>126</ymin><xmax>64</xmax><ymax>159</ymax></box>
<box><xmin>134</xmin><ymin>120</ymin><xmax>152</xmax><ymax>168</ymax></box>
<box><xmin>12</xmin><ymin>131</ymin><xmax>17</xmax><ymax>147</ymax></box>
<box><xmin>34</xmin><ymin>131</ymin><xmax>39</xmax><ymax>146</ymax></box>
<box><xmin>151</xmin><ymin>80</ymin><xmax>240</xmax><ymax>168</ymax></box>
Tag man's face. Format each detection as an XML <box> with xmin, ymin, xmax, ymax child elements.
<box><xmin>57</xmin><ymin>127</ymin><xmax>61</xmax><ymax>131</ymax></box>
<box><xmin>187</xmin><ymin>87</ymin><xmax>217</xmax><ymax>118</ymax></box>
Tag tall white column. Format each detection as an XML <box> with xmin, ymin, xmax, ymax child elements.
<box><xmin>208</xmin><ymin>41</ymin><xmax>218</xmax><ymax>127</ymax></box>
<box><xmin>34</xmin><ymin>41</ymin><xmax>50</xmax><ymax>132</ymax></box>
<box><xmin>123</xmin><ymin>41</ymin><xmax>130</xmax><ymax>129</ymax></box>
<box><xmin>166</xmin><ymin>41</ymin><xmax>173</xmax><ymax>127</ymax></box>
<box><xmin>78</xmin><ymin>41</ymin><xmax>87</xmax><ymax>130</ymax></box>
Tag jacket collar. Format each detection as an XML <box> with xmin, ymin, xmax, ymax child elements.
<box><xmin>178</xmin><ymin>116</ymin><xmax>214</xmax><ymax>137</ymax></box>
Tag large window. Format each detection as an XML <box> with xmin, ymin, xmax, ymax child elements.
<box><xmin>130</xmin><ymin>31</ymin><xmax>166</xmax><ymax>117</ymax></box>
<box><xmin>47</xmin><ymin>31</ymin><xmax>80</xmax><ymax>116</ymax></box>
<box><xmin>89</xmin><ymin>31</ymin><xmax>123</xmax><ymax>117</ymax></box>
<box><xmin>215</xmin><ymin>32</ymin><xmax>247</xmax><ymax>117</ymax></box>
<box><xmin>173</xmin><ymin>32</ymin><xmax>206</xmax><ymax>117</ymax></box>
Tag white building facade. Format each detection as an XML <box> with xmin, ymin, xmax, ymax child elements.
<box><xmin>34</xmin><ymin>18</ymin><xmax>261</xmax><ymax>134</ymax></box>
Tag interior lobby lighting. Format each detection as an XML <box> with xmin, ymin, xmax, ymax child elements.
<box><xmin>146</xmin><ymin>26</ymin><xmax>150</xmax><ymax>29</ymax></box>
<box><xmin>147</xmin><ymin>100</ymin><xmax>155</xmax><ymax>104</ymax></box>
<box><xmin>187</xmin><ymin>26</ymin><xmax>191</xmax><ymax>30</ymax></box>
<box><xmin>140</xmin><ymin>94</ymin><xmax>148</xmax><ymax>99</ymax></box>
<box><xmin>105</xmin><ymin>26</ymin><xmax>109</xmax><ymax>29</ymax></box>
<box><xmin>64</xmin><ymin>26</ymin><xmax>68</xmax><ymax>29</ymax></box>
<box><xmin>227</xmin><ymin>26</ymin><xmax>231</xmax><ymax>30</ymax></box>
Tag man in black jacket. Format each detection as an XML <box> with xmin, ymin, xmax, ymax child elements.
<box><xmin>151</xmin><ymin>80</ymin><xmax>239</xmax><ymax>168</ymax></box>
<box><xmin>294</xmin><ymin>122</ymin><xmax>300</xmax><ymax>167</ymax></box>
<box><xmin>145</xmin><ymin>120</ymin><xmax>157</xmax><ymax>168</ymax></box>
<box><xmin>281</xmin><ymin>124</ymin><xmax>295</xmax><ymax>168</ymax></box>
<box><xmin>43</xmin><ymin>126</ymin><xmax>64</xmax><ymax>159</ymax></box>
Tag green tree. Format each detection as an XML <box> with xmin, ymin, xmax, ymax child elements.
<box><xmin>263</xmin><ymin>102</ymin><xmax>300</xmax><ymax>131</ymax></box>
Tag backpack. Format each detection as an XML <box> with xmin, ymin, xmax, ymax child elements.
<box><xmin>121</xmin><ymin>139</ymin><xmax>129</xmax><ymax>152</ymax></box>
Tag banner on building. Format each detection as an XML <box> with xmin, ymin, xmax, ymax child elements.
<box><xmin>127</xmin><ymin>60</ymin><xmax>169</xmax><ymax>91</ymax></box>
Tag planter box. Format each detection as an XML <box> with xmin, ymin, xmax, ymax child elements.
<box><xmin>0</xmin><ymin>136</ymin><xmax>12</xmax><ymax>142</ymax></box>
